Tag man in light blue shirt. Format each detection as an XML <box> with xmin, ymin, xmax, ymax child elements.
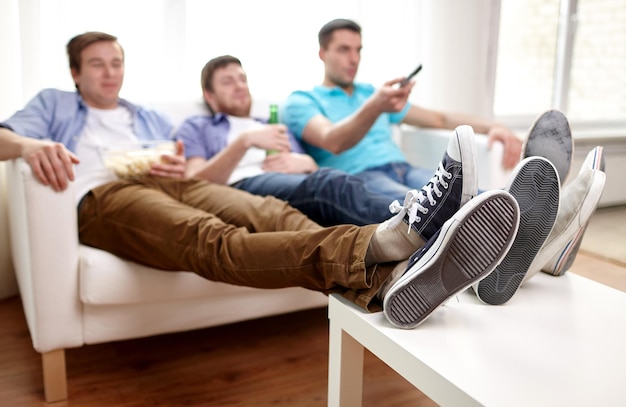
<box><xmin>283</xmin><ymin>18</ymin><xmax>523</xmax><ymax>201</ymax></box>
<box><xmin>1</xmin><ymin>88</ymin><xmax>174</xmax><ymax>202</ymax></box>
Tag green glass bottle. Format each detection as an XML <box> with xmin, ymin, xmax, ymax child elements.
<box><xmin>266</xmin><ymin>104</ymin><xmax>280</xmax><ymax>155</ymax></box>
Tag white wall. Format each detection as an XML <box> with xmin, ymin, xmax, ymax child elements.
<box><xmin>0</xmin><ymin>0</ymin><xmax>499</xmax><ymax>116</ymax></box>
<box><xmin>416</xmin><ymin>0</ymin><xmax>500</xmax><ymax>118</ymax></box>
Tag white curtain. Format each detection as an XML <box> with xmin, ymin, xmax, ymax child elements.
<box><xmin>0</xmin><ymin>0</ymin><xmax>23</xmax><ymax>120</ymax></box>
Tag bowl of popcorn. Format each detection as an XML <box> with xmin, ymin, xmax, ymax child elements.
<box><xmin>102</xmin><ymin>140</ymin><xmax>176</xmax><ymax>178</ymax></box>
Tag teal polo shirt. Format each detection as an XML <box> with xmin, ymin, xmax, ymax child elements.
<box><xmin>283</xmin><ymin>82</ymin><xmax>410</xmax><ymax>175</ymax></box>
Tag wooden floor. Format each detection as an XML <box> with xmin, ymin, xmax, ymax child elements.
<box><xmin>0</xmin><ymin>298</ymin><xmax>435</xmax><ymax>407</ymax></box>
<box><xmin>0</xmin><ymin>251</ymin><xmax>624</xmax><ymax>406</ymax></box>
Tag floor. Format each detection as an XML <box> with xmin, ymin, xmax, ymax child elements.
<box><xmin>579</xmin><ymin>204</ymin><xmax>626</xmax><ymax>265</ymax></box>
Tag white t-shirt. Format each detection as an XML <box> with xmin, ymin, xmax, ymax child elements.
<box><xmin>226</xmin><ymin>116</ymin><xmax>266</xmax><ymax>185</ymax></box>
<box><xmin>74</xmin><ymin>106</ymin><xmax>138</xmax><ymax>204</ymax></box>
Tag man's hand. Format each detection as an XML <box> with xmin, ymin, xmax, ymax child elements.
<box><xmin>487</xmin><ymin>125</ymin><xmax>522</xmax><ymax>170</ymax></box>
<box><xmin>371</xmin><ymin>78</ymin><xmax>415</xmax><ymax>113</ymax></box>
<box><xmin>244</xmin><ymin>124</ymin><xmax>291</xmax><ymax>153</ymax></box>
<box><xmin>22</xmin><ymin>140</ymin><xmax>79</xmax><ymax>192</ymax></box>
<box><xmin>262</xmin><ymin>152</ymin><xmax>318</xmax><ymax>174</ymax></box>
<box><xmin>150</xmin><ymin>140</ymin><xmax>186</xmax><ymax>178</ymax></box>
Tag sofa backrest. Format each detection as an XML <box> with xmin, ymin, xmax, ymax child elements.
<box><xmin>143</xmin><ymin>99</ymin><xmax>276</xmax><ymax>130</ymax></box>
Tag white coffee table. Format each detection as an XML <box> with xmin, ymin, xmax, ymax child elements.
<box><xmin>328</xmin><ymin>272</ymin><xmax>626</xmax><ymax>406</ymax></box>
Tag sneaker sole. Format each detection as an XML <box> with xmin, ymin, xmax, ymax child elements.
<box><xmin>475</xmin><ymin>157</ymin><xmax>560</xmax><ymax>305</ymax></box>
<box><xmin>522</xmin><ymin>109</ymin><xmax>573</xmax><ymax>184</ymax></box>
<box><xmin>455</xmin><ymin>125</ymin><xmax>479</xmax><ymax>205</ymax></box>
<box><xmin>383</xmin><ymin>190</ymin><xmax>519</xmax><ymax>329</ymax></box>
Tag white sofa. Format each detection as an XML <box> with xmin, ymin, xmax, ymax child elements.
<box><xmin>4</xmin><ymin>99</ymin><xmax>507</xmax><ymax>403</ymax></box>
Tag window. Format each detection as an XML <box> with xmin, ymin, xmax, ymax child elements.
<box><xmin>568</xmin><ymin>0</ymin><xmax>626</xmax><ymax>123</ymax></box>
<box><xmin>494</xmin><ymin>0</ymin><xmax>626</xmax><ymax>127</ymax></box>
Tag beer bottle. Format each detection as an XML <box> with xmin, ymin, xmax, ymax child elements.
<box><xmin>266</xmin><ymin>104</ymin><xmax>280</xmax><ymax>155</ymax></box>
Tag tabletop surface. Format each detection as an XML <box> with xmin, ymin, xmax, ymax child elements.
<box><xmin>329</xmin><ymin>272</ymin><xmax>626</xmax><ymax>407</ymax></box>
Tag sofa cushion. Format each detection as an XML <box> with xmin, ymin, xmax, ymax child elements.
<box><xmin>79</xmin><ymin>245</ymin><xmax>263</xmax><ymax>305</ymax></box>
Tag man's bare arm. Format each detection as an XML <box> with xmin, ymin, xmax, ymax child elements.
<box><xmin>402</xmin><ymin>105</ymin><xmax>522</xmax><ymax>170</ymax></box>
<box><xmin>301</xmin><ymin>78</ymin><xmax>413</xmax><ymax>154</ymax></box>
<box><xmin>184</xmin><ymin>136</ymin><xmax>249</xmax><ymax>184</ymax></box>
<box><xmin>184</xmin><ymin>124</ymin><xmax>291</xmax><ymax>183</ymax></box>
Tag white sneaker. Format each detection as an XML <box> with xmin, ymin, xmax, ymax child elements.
<box><xmin>539</xmin><ymin>146</ymin><xmax>606</xmax><ymax>277</ymax></box>
<box><xmin>383</xmin><ymin>190</ymin><xmax>519</xmax><ymax>329</ymax></box>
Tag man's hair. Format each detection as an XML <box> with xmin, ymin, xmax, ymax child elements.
<box><xmin>201</xmin><ymin>55</ymin><xmax>242</xmax><ymax>92</ymax></box>
<box><xmin>66</xmin><ymin>31</ymin><xmax>121</xmax><ymax>73</ymax></box>
<box><xmin>318</xmin><ymin>18</ymin><xmax>361</xmax><ymax>49</ymax></box>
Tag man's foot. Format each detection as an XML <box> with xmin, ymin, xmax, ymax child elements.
<box><xmin>388</xmin><ymin>125</ymin><xmax>478</xmax><ymax>237</ymax></box>
<box><xmin>538</xmin><ymin>146</ymin><xmax>606</xmax><ymax>277</ymax></box>
<box><xmin>474</xmin><ymin>157</ymin><xmax>560</xmax><ymax>305</ymax></box>
<box><xmin>383</xmin><ymin>190</ymin><xmax>519</xmax><ymax>329</ymax></box>
<box><xmin>368</xmin><ymin>125</ymin><xmax>478</xmax><ymax>263</ymax></box>
<box><xmin>522</xmin><ymin>109</ymin><xmax>573</xmax><ymax>184</ymax></box>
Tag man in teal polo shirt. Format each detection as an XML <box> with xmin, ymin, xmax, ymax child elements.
<box><xmin>282</xmin><ymin>18</ymin><xmax>523</xmax><ymax>201</ymax></box>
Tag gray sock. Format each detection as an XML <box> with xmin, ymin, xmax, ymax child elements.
<box><xmin>376</xmin><ymin>260</ymin><xmax>409</xmax><ymax>301</ymax></box>
<box><xmin>365</xmin><ymin>219</ymin><xmax>425</xmax><ymax>267</ymax></box>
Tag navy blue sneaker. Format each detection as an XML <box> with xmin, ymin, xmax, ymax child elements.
<box><xmin>474</xmin><ymin>156</ymin><xmax>560</xmax><ymax>305</ymax></box>
<box><xmin>384</xmin><ymin>125</ymin><xmax>478</xmax><ymax>242</ymax></box>
<box><xmin>383</xmin><ymin>190</ymin><xmax>520</xmax><ymax>329</ymax></box>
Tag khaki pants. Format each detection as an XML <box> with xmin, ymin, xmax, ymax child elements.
<box><xmin>78</xmin><ymin>176</ymin><xmax>395</xmax><ymax>311</ymax></box>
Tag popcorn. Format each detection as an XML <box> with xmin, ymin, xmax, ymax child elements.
<box><xmin>102</xmin><ymin>141</ymin><xmax>176</xmax><ymax>178</ymax></box>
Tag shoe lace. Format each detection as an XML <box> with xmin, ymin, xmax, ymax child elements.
<box><xmin>388</xmin><ymin>162</ymin><xmax>452</xmax><ymax>234</ymax></box>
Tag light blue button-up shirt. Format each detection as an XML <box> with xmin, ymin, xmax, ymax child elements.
<box><xmin>1</xmin><ymin>88</ymin><xmax>174</xmax><ymax>151</ymax></box>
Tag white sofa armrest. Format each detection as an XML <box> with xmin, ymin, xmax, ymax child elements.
<box><xmin>7</xmin><ymin>158</ymin><xmax>83</xmax><ymax>353</ymax></box>
<box><xmin>400</xmin><ymin>126</ymin><xmax>512</xmax><ymax>191</ymax></box>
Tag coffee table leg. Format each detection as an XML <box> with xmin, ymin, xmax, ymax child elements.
<box><xmin>328</xmin><ymin>317</ymin><xmax>364</xmax><ymax>407</ymax></box>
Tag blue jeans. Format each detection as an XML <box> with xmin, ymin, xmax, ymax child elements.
<box><xmin>355</xmin><ymin>162</ymin><xmax>433</xmax><ymax>203</ymax></box>
<box><xmin>232</xmin><ymin>168</ymin><xmax>394</xmax><ymax>226</ymax></box>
